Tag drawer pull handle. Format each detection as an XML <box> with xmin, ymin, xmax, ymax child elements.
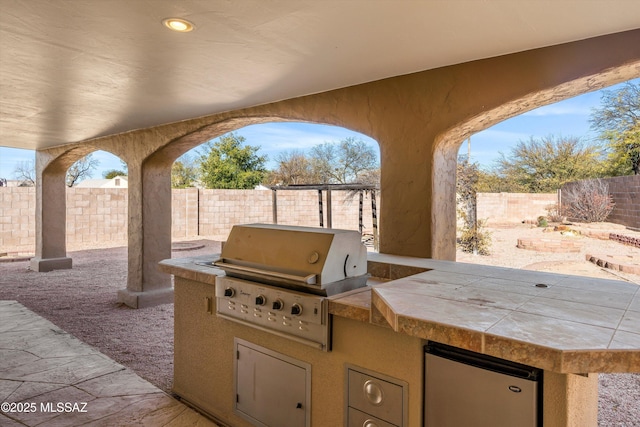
<box><xmin>363</xmin><ymin>380</ymin><xmax>384</xmax><ymax>405</ymax></box>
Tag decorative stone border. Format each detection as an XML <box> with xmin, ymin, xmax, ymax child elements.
<box><xmin>586</xmin><ymin>253</ymin><xmax>640</xmax><ymax>275</ymax></box>
<box><xmin>171</xmin><ymin>242</ymin><xmax>205</xmax><ymax>252</ymax></box>
<box><xmin>610</xmin><ymin>233</ymin><xmax>640</xmax><ymax>249</ymax></box>
<box><xmin>516</xmin><ymin>237</ymin><xmax>582</xmax><ymax>253</ymax></box>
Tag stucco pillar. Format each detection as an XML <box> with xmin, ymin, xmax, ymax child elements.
<box><xmin>117</xmin><ymin>160</ymin><xmax>173</xmax><ymax>308</ymax></box>
<box><xmin>30</xmin><ymin>154</ymin><xmax>72</xmax><ymax>272</ymax></box>
<box><xmin>377</xmin><ymin>132</ymin><xmax>434</xmax><ymax>258</ymax></box>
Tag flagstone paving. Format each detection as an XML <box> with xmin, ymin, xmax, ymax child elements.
<box><xmin>0</xmin><ymin>301</ymin><xmax>217</xmax><ymax>427</ymax></box>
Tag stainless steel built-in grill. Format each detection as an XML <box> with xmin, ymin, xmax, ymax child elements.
<box><xmin>213</xmin><ymin>223</ymin><xmax>369</xmax><ymax>351</ymax></box>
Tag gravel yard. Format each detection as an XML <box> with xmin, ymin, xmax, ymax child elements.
<box><xmin>1</xmin><ymin>224</ymin><xmax>638</xmax><ymax>426</ymax></box>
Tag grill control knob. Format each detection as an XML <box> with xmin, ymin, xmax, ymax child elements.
<box><xmin>255</xmin><ymin>295</ymin><xmax>266</xmax><ymax>306</ymax></box>
<box><xmin>291</xmin><ymin>303</ymin><xmax>302</xmax><ymax>316</ymax></box>
<box><xmin>223</xmin><ymin>288</ymin><xmax>235</xmax><ymax>298</ymax></box>
<box><xmin>272</xmin><ymin>299</ymin><xmax>284</xmax><ymax>311</ymax></box>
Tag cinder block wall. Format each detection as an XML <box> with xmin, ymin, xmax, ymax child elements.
<box><xmin>7</xmin><ymin>183</ymin><xmax>637</xmax><ymax>253</ymax></box>
<box><xmin>0</xmin><ymin>187</ymin><xmax>35</xmax><ymax>253</ymax></box>
<box><xmin>0</xmin><ymin>188</ymin><xmax>378</xmax><ymax>253</ymax></box>
<box><xmin>476</xmin><ymin>192</ymin><xmax>558</xmax><ymax>224</ymax></box>
<box><xmin>65</xmin><ymin>188</ymin><xmax>128</xmax><ymax>247</ymax></box>
<box><xmin>196</xmin><ymin>189</ymin><xmax>375</xmax><ymax>240</ymax></box>
<box><xmin>594</xmin><ymin>175</ymin><xmax>639</xmax><ymax>229</ymax></box>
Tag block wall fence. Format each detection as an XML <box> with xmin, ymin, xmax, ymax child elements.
<box><xmin>2</xmin><ymin>179</ymin><xmax>638</xmax><ymax>254</ymax></box>
<box><xmin>477</xmin><ymin>192</ymin><xmax>558</xmax><ymax>224</ymax></box>
<box><xmin>1</xmin><ymin>188</ymin><xmax>376</xmax><ymax>254</ymax></box>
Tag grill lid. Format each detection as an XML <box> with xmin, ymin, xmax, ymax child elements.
<box><xmin>213</xmin><ymin>224</ymin><xmax>369</xmax><ymax>295</ymax></box>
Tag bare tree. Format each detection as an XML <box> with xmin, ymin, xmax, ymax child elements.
<box><xmin>561</xmin><ymin>179</ymin><xmax>615</xmax><ymax>222</ymax></box>
<box><xmin>171</xmin><ymin>154</ymin><xmax>199</xmax><ymax>188</ymax></box>
<box><xmin>309</xmin><ymin>137</ymin><xmax>378</xmax><ymax>184</ymax></box>
<box><xmin>13</xmin><ymin>160</ymin><xmax>36</xmax><ymax>186</ymax></box>
<box><xmin>268</xmin><ymin>150</ymin><xmax>314</xmax><ymax>185</ymax></box>
<box><xmin>66</xmin><ymin>154</ymin><xmax>99</xmax><ymax>187</ymax></box>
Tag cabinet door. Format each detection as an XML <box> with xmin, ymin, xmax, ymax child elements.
<box><xmin>236</xmin><ymin>340</ymin><xmax>310</xmax><ymax>427</ymax></box>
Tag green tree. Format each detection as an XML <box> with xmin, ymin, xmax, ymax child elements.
<box><xmin>199</xmin><ymin>133</ymin><xmax>267</xmax><ymax>189</ymax></box>
<box><xmin>589</xmin><ymin>81</ymin><xmax>640</xmax><ymax>175</ymax></box>
<box><xmin>476</xmin><ymin>169</ymin><xmax>525</xmax><ymax>193</ymax></box>
<box><xmin>103</xmin><ymin>169</ymin><xmax>127</xmax><ymax>179</ymax></box>
<box><xmin>172</xmin><ymin>155</ymin><xmax>199</xmax><ymax>188</ymax></box>
<box><xmin>492</xmin><ymin>135</ymin><xmax>603</xmax><ymax>192</ymax></box>
<box><xmin>309</xmin><ymin>137</ymin><xmax>378</xmax><ymax>184</ymax></box>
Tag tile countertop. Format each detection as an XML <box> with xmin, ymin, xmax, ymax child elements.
<box><xmin>331</xmin><ymin>253</ymin><xmax>640</xmax><ymax>374</ymax></box>
<box><xmin>160</xmin><ymin>253</ymin><xmax>640</xmax><ymax>374</ymax></box>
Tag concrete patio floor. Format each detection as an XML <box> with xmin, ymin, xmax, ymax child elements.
<box><xmin>0</xmin><ymin>301</ymin><xmax>217</xmax><ymax>427</ymax></box>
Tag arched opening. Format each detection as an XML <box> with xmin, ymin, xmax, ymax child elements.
<box><xmin>433</xmin><ymin>68</ymin><xmax>640</xmax><ymax>261</ymax></box>
<box><xmin>163</xmin><ymin>121</ymin><xmax>381</xmax><ymax>250</ymax></box>
<box><xmin>67</xmin><ymin>150</ymin><xmax>129</xmax><ymax>250</ymax></box>
<box><xmin>453</xmin><ymin>78</ymin><xmax>639</xmax><ymax>280</ymax></box>
<box><xmin>37</xmin><ymin>148</ymin><xmax>129</xmax><ymax>255</ymax></box>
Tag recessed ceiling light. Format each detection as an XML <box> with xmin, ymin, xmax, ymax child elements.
<box><xmin>162</xmin><ymin>18</ymin><xmax>195</xmax><ymax>32</ymax></box>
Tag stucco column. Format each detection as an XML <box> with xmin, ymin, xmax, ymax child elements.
<box><xmin>377</xmin><ymin>132</ymin><xmax>434</xmax><ymax>258</ymax></box>
<box><xmin>117</xmin><ymin>160</ymin><xmax>173</xmax><ymax>308</ymax></box>
<box><xmin>30</xmin><ymin>154</ymin><xmax>72</xmax><ymax>272</ymax></box>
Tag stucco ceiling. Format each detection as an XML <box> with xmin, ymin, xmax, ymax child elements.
<box><xmin>1</xmin><ymin>0</ymin><xmax>639</xmax><ymax>150</ymax></box>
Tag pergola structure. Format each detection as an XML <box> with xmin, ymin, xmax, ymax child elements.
<box><xmin>1</xmin><ymin>1</ymin><xmax>639</xmax><ymax>308</ymax></box>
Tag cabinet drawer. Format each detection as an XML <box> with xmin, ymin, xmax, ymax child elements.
<box><xmin>348</xmin><ymin>369</ymin><xmax>404</xmax><ymax>425</ymax></box>
<box><xmin>348</xmin><ymin>407</ymin><xmax>397</xmax><ymax>427</ymax></box>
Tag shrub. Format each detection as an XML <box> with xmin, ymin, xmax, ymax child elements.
<box><xmin>458</xmin><ymin>217</ymin><xmax>492</xmax><ymax>255</ymax></box>
<box><xmin>545</xmin><ymin>204</ymin><xmax>564</xmax><ymax>223</ymax></box>
<box><xmin>537</xmin><ymin>216</ymin><xmax>548</xmax><ymax>227</ymax></box>
<box><xmin>561</xmin><ymin>179</ymin><xmax>615</xmax><ymax>223</ymax></box>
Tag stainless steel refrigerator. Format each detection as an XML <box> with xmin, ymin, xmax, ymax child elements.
<box><xmin>425</xmin><ymin>342</ymin><xmax>542</xmax><ymax>427</ymax></box>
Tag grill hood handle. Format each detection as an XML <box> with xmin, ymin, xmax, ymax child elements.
<box><xmin>213</xmin><ymin>260</ymin><xmax>317</xmax><ymax>285</ymax></box>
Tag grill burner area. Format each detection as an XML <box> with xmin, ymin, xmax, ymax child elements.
<box><xmin>213</xmin><ymin>224</ymin><xmax>370</xmax><ymax>350</ymax></box>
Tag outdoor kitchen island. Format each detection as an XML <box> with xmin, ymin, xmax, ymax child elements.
<box><xmin>160</xmin><ymin>251</ymin><xmax>640</xmax><ymax>427</ymax></box>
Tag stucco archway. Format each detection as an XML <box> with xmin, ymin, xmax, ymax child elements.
<box><xmin>32</xmin><ymin>30</ymin><xmax>640</xmax><ymax>307</ymax></box>
<box><xmin>31</xmin><ymin>145</ymin><xmax>128</xmax><ymax>272</ymax></box>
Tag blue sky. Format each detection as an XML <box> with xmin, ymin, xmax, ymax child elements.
<box><xmin>0</xmin><ymin>79</ymin><xmax>636</xmax><ymax>180</ymax></box>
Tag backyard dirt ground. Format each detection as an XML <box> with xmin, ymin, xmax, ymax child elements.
<box><xmin>1</xmin><ymin>222</ymin><xmax>639</xmax><ymax>426</ymax></box>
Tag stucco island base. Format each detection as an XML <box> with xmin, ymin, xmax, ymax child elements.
<box><xmin>162</xmin><ymin>255</ymin><xmax>607</xmax><ymax>427</ymax></box>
